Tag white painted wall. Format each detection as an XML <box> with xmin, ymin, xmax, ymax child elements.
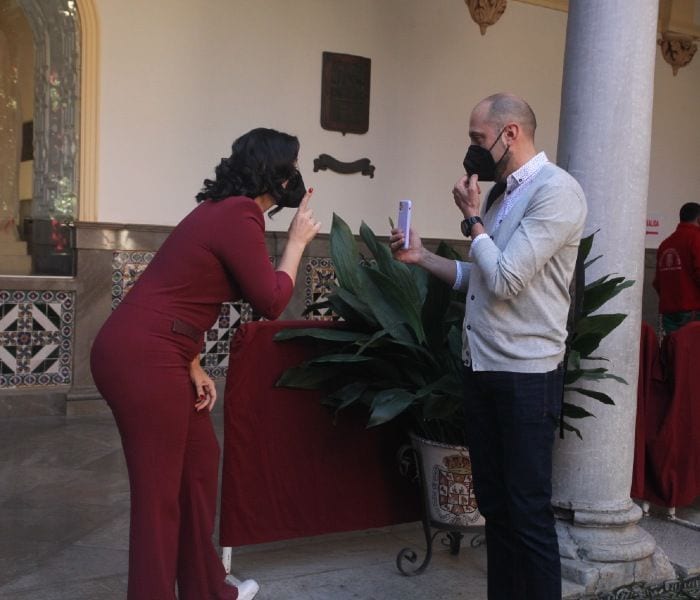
<box><xmin>94</xmin><ymin>0</ymin><xmax>699</xmax><ymax>248</ymax></box>
<box><xmin>647</xmin><ymin>45</ymin><xmax>700</xmax><ymax>247</ymax></box>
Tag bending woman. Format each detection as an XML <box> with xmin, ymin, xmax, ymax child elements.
<box><xmin>90</xmin><ymin>128</ymin><xmax>320</xmax><ymax>600</ymax></box>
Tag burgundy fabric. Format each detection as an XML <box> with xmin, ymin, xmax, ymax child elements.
<box><xmin>631</xmin><ymin>322</ymin><xmax>665</xmax><ymax>500</ymax></box>
<box><xmin>89</xmin><ymin>197</ymin><xmax>292</xmax><ymax>600</ymax></box>
<box><xmin>632</xmin><ymin>322</ymin><xmax>700</xmax><ymax>507</ymax></box>
<box><xmin>124</xmin><ymin>196</ymin><xmax>293</xmax><ymax>331</ymax></box>
<box><xmin>219</xmin><ymin>320</ymin><xmax>420</xmax><ymax>547</ymax></box>
<box><xmin>91</xmin><ymin>303</ymin><xmax>236</xmax><ymax>600</ymax></box>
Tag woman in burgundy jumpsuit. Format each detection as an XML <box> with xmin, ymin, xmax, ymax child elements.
<box><xmin>90</xmin><ymin>129</ymin><xmax>320</xmax><ymax>600</ymax></box>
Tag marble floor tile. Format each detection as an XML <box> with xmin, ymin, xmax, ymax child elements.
<box><xmin>0</xmin><ymin>462</ymin><xmax>80</xmax><ymax>502</ymax></box>
<box><xmin>1</xmin><ymin>425</ymin><xmax>117</xmax><ymax>471</ymax></box>
<box><xmin>0</xmin><ymin>573</ymin><xmax>129</xmax><ymax>600</ymax></box>
<box><xmin>1</xmin><ymin>414</ymin><xmax>698</xmax><ymax>600</ymax></box>
<box><xmin>74</xmin><ymin>509</ymin><xmax>130</xmax><ymax>551</ymax></box>
<box><xmin>639</xmin><ymin>516</ymin><xmax>700</xmax><ymax>578</ymax></box>
<box><xmin>0</xmin><ymin>540</ymin><xmax>59</xmax><ymax>588</ymax></box>
<box><xmin>0</xmin><ymin>545</ymin><xmax>128</xmax><ymax>594</ymax></box>
<box><xmin>0</xmin><ymin>503</ymin><xmax>124</xmax><ymax>545</ymax></box>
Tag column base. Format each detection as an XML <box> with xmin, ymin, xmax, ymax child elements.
<box><xmin>556</xmin><ymin>519</ymin><xmax>676</xmax><ymax>595</ymax></box>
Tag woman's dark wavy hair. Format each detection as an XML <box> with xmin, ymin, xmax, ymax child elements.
<box><xmin>196</xmin><ymin>128</ymin><xmax>299</xmax><ymax>216</ymax></box>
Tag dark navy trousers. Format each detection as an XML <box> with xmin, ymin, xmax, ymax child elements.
<box><xmin>464</xmin><ymin>366</ymin><xmax>563</xmax><ymax>600</ymax></box>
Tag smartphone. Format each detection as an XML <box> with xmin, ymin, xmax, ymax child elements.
<box><xmin>397</xmin><ymin>200</ymin><xmax>412</xmax><ymax>249</ymax></box>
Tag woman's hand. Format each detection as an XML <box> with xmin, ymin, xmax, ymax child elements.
<box><xmin>189</xmin><ymin>358</ymin><xmax>217</xmax><ymax>412</ymax></box>
<box><xmin>453</xmin><ymin>174</ymin><xmax>481</xmax><ymax>218</ymax></box>
<box><xmin>389</xmin><ymin>227</ymin><xmax>425</xmax><ymax>265</ymax></box>
<box><xmin>288</xmin><ymin>189</ymin><xmax>321</xmax><ymax>247</ymax></box>
<box><xmin>277</xmin><ymin>189</ymin><xmax>322</xmax><ymax>284</ymax></box>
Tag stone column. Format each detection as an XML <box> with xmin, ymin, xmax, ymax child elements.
<box><xmin>553</xmin><ymin>1</ymin><xmax>676</xmax><ymax>594</ymax></box>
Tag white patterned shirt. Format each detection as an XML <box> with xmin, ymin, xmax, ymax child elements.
<box><xmin>495</xmin><ymin>151</ymin><xmax>550</xmax><ymax>227</ymax></box>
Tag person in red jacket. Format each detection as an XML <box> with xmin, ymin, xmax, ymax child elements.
<box><xmin>653</xmin><ymin>202</ymin><xmax>700</xmax><ymax>334</ymax></box>
<box><xmin>90</xmin><ymin>128</ymin><xmax>321</xmax><ymax>600</ymax></box>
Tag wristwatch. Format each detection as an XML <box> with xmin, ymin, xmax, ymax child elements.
<box><xmin>461</xmin><ymin>216</ymin><xmax>484</xmax><ymax>238</ymax></box>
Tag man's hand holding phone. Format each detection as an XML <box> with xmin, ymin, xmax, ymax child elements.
<box><xmin>390</xmin><ymin>200</ymin><xmax>424</xmax><ymax>264</ymax></box>
<box><xmin>397</xmin><ymin>200</ymin><xmax>412</xmax><ymax>249</ymax></box>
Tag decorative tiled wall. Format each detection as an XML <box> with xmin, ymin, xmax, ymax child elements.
<box><xmin>304</xmin><ymin>257</ymin><xmax>339</xmax><ymax>321</ymax></box>
<box><xmin>0</xmin><ymin>226</ymin><xmax>476</xmax><ymax>401</ymax></box>
<box><xmin>111</xmin><ymin>251</ymin><xmax>155</xmax><ymax>310</ymax></box>
<box><xmin>0</xmin><ymin>290</ymin><xmax>74</xmax><ymax>388</ymax></box>
<box><xmin>110</xmin><ymin>251</ymin><xmax>263</xmax><ymax>377</ymax></box>
<box><xmin>202</xmin><ymin>300</ymin><xmax>254</xmax><ymax>378</ymax></box>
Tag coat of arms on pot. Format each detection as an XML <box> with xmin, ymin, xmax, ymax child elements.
<box><xmin>432</xmin><ymin>453</ymin><xmax>483</xmax><ymax>526</ymax></box>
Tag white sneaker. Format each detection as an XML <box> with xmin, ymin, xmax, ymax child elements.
<box><xmin>233</xmin><ymin>578</ymin><xmax>259</xmax><ymax>600</ymax></box>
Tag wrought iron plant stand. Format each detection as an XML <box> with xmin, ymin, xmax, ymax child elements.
<box><xmin>396</xmin><ymin>434</ymin><xmax>485</xmax><ymax>576</ymax></box>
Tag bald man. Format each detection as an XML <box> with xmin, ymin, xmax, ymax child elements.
<box><xmin>391</xmin><ymin>93</ymin><xmax>587</xmax><ymax>599</ymax></box>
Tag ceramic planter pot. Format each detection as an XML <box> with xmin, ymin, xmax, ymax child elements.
<box><xmin>410</xmin><ymin>433</ymin><xmax>485</xmax><ymax>528</ymax></box>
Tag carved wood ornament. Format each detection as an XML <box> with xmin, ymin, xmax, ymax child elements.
<box><xmin>658</xmin><ymin>32</ymin><xmax>697</xmax><ymax>76</ymax></box>
<box><xmin>465</xmin><ymin>0</ymin><xmax>508</xmax><ymax>35</ymax></box>
<box><xmin>313</xmin><ymin>154</ymin><xmax>375</xmax><ymax>178</ymax></box>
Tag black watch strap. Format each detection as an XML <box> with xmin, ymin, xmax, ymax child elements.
<box><xmin>461</xmin><ymin>216</ymin><xmax>484</xmax><ymax>238</ymax></box>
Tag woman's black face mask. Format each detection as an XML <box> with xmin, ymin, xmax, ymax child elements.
<box><xmin>277</xmin><ymin>170</ymin><xmax>306</xmax><ymax>209</ymax></box>
<box><xmin>462</xmin><ymin>127</ymin><xmax>508</xmax><ymax>181</ymax></box>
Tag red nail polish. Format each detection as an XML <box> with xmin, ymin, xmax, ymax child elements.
<box><xmin>308</xmin><ymin>187</ymin><xmax>314</xmax><ymax>193</ymax></box>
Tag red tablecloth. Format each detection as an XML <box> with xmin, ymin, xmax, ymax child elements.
<box><xmin>219</xmin><ymin>320</ymin><xmax>420</xmax><ymax>547</ymax></box>
<box><xmin>632</xmin><ymin>322</ymin><xmax>700</xmax><ymax>507</ymax></box>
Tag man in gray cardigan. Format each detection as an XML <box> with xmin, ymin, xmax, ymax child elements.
<box><xmin>391</xmin><ymin>93</ymin><xmax>587</xmax><ymax>599</ymax></box>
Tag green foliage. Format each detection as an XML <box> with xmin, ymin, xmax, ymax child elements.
<box><xmin>561</xmin><ymin>231</ymin><xmax>634</xmax><ymax>439</ymax></box>
<box><xmin>276</xmin><ymin>218</ymin><xmax>632</xmax><ymax>443</ymax></box>
<box><xmin>276</xmin><ymin>213</ymin><xmax>467</xmax><ymax>444</ymax></box>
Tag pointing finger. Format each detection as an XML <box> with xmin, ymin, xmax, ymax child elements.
<box><xmin>299</xmin><ymin>187</ymin><xmax>314</xmax><ymax>209</ymax></box>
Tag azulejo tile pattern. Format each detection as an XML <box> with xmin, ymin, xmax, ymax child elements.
<box><xmin>111</xmin><ymin>251</ymin><xmax>155</xmax><ymax>310</ymax></box>
<box><xmin>304</xmin><ymin>257</ymin><xmax>340</xmax><ymax>321</ymax></box>
<box><xmin>202</xmin><ymin>301</ymin><xmax>254</xmax><ymax>378</ymax></box>
<box><xmin>0</xmin><ymin>290</ymin><xmax>75</xmax><ymax>388</ymax></box>
<box><xmin>110</xmin><ymin>251</ymin><xmax>265</xmax><ymax>377</ymax></box>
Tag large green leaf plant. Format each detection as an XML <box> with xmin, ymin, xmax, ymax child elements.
<box><xmin>276</xmin><ymin>216</ymin><xmax>632</xmax><ymax>443</ymax></box>
<box><xmin>276</xmin><ymin>213</ymin><xmax>467</xmax><ymax>444</ymax></box>
<box><xmin>562</xmin><ymin>231</ymin><xmax>634</xmax><ymax>439</ymax></box>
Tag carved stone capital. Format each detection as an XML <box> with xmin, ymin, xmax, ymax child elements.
<box><xmin>465</xmin><ymin>0</ymin><xmax>508</xmax><ymax>35</ymax></box>
<box><xmin>658</xmin><ymin>32</ymin><xmax>697</xmax><ymax>76</ymax></box>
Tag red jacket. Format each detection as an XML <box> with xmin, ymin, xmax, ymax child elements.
<box><xmin>653</xmin><ymin>222</ymin><xmax>700</xmax><ymax>314</ymax></box>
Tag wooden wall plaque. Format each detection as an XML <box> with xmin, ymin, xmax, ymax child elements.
<box><xmin>321</xmin><ymin>52</ymin><xmax>371</xmax><ymax>135</ymax></box>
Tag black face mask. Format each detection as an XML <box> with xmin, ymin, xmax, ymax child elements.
<box><xmin>462</xmin><ymin>128</ymin><xmax>509</xmax><ymax>181</ymax></box>
<box><xmin>277</xmin><ymin>170</ymin><xmax>306</xmax><ymax>209</ymax></box>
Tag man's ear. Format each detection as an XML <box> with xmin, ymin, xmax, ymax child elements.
<box><xmin>504</xmin><ymin>122</ymin><xmax>519</xmax><ymax>143</ymax></box>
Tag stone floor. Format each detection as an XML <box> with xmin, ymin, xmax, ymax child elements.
<box><xmin>0</xmin><ymin>409</ymin><xmax>698</xmax><ymax>599</ymax></box>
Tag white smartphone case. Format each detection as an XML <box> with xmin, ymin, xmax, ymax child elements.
<box><xmin>398</xmin><ymin>200</ymin><xmax>412</xmax><ymax>249</ymax></box>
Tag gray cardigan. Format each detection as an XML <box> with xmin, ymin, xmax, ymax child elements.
<box><xmin>456</xmin><ymin>162</ymin><xmax>587</xmax><ymax>373</ymax></box>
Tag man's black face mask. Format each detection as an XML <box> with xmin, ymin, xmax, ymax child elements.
<box><xmin>462</xmin><ymin>128</ymin><xmax>508</xmax><ymax>181</ymax></box>
<box><xmin>277</xmin><ymin>170</ymin><xmax>306</xmax><ymax>209</ymax></box>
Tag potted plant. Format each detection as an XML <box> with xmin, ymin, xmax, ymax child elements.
<box><xmin>276</xmin><ymin>214</ymin><xmax>467</xmax><ymax>439</ymax></box>
<box><xmin>275</xmin><ymin>214</ymin><xmax>632</xmax><ymax>573</ymax></box>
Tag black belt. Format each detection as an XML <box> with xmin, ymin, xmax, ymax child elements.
<box><xmin>171</xmin><ymin>318</ymin><xmax>202</xmax><ymax>342</ymax></box>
